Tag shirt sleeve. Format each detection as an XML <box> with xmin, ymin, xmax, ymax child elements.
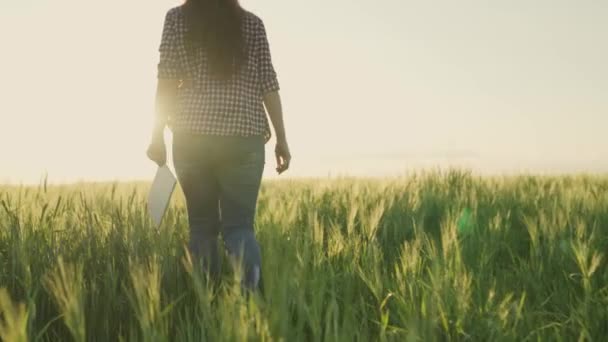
<box><xmin>157</xmin><ymin>9</ymin><xmax>184</xmax><ymax>80</ymax></box>
<box><xmin>257</xmin><ymin>20</ymin><xmax>280</xmax><ymax>94</ymax></box>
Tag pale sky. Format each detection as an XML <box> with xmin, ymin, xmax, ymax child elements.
<box><xmin>1</xmin><ymin>0</ymin><xmax>607</xmax><ymax>184</ymax></box>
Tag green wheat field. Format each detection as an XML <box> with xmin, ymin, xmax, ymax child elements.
<box><xmin>1</xmin><ymin>170</ymin><xmax>607</xmax><ymax>341</ymax></box>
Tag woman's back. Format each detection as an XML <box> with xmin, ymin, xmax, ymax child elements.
<box><xmin>158</xmin><ymin>6</ymin><xmax>280</xmax><ymax>139</ymax></box>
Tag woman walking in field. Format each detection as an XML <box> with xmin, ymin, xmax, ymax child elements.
<box><xmin>146</xmin><ymin>0</ymin><xmax>290</xmax><ymax>291</ymax></box>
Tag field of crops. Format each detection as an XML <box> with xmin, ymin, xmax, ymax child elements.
<box><xmin>1</xmin><ymin>171</ymin><xmax>607</xmax><ymax>341</ymax></box>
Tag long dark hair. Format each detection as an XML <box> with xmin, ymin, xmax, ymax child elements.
<box><xmin>183</xmin><ymin>0</ymin><xmax>246</xmax><ymax>80</ymax></box>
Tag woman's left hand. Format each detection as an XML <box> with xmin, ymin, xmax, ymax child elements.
<box><xmin>147</xmin><ymin>138</ymin><xmax>167</xmax><ymax>166</ymax></box>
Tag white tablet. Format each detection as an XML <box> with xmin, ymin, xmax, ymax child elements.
<box><xmin>148</xmin><ymin>165</ymin><xmax>177</xmax><ymax>226</ymax></box>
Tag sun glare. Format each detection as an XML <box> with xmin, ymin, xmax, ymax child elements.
<box><xmin>1</xmin><ymin>0</ymin><xmax>607</xmax><ymax>184</ymax></box>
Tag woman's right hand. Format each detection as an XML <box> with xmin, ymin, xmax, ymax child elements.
<box><xmin>275</xmin><ymin>140</ymin><xmax>291</xmax><ymax>175</ymax></box>
<box><xmin>147</xmin><ymin>137</ymin><xmax>167</xmax><ymax>167</ymax></box>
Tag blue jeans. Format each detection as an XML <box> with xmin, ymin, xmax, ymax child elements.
<box><xmin>172</xmin><ymin>133</ymin><xmax>265</xmax><ymax>290</ymax></box>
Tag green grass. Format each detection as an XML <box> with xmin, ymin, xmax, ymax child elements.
<box><xmin>1</xmin><ymin>170</ymin><xmax>607</xmax><ymax>341</ymax></box>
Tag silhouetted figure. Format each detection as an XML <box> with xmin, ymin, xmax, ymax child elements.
<box><xmin>147</xmin><ymin>0</ymin><xmax>290</xmax><ymax>291</ymax></box>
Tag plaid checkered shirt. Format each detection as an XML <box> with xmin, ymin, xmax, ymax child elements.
<box><xmin>157</xmin><ymin>7</ymin><xmax>280</xmax><ymax>140</ymax></box>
